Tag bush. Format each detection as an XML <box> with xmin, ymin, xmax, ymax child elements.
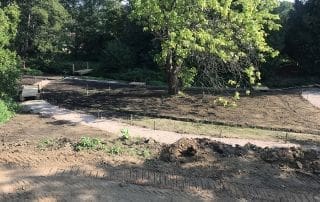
<box><xmin>0</xmin><ymin>98</ymin><xmax>19</xmax><ymax>124</ymax></box>
<box><xmin>75</xmin><ymin>137</ymin><xmax>106</xmax><ymax>151</ymax></box>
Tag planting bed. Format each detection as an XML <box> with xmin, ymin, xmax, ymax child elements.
<box><xmin>41</xmin><ymin>79</ymin><xmax>320</xmax><ymax>135</ymax></box>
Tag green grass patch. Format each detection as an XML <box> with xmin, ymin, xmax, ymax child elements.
<box><xmin>37</xmin><ymin>138</ymin><xmax>55</xmax><ymax>150</ymax></box>
<box><xmin>0</xmin><ymin>98</ymin><xmax>19</xmax><ymax>124</ymax></box>
<box><xmin>75</xmin><ymin>137</ymin><xmax>106</xmax><ymax>151</ymax></box>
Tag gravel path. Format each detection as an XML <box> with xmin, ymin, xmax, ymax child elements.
<box><xmin>21</xmin><ymin>100</ymin><xmax>300</xmax><ymax>148</ymax></box>
<box><xmin>302</xmin><ymin>88</ymin><xmax>320</xmax><ymax>109</ymax></box>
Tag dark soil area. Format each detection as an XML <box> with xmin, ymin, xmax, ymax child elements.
<box><xmin>40</xmin><ymin>79</ymin><xmax>320</xmax><ymax>135</ymax></box>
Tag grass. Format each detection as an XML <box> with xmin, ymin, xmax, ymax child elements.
<box><xmin>124</xmin><ymin>117</ymin><xmax>320</xmax><ymax>145</ymax></box>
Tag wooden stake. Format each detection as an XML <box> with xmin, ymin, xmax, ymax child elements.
<box><xmin>72</xmin><ymin>64</ymin><xmax>75</xmax><ymax>75</ymax></box>
<box><xmin>86</xmin><ymin>84</ymin><xmax>89</xmax><ymax>96</ymax></box>
<box><xmin>130</xmin><ymin>114</ymin><xmax>133</xmax><ymax>125</ymax></box>
<box><xmin>153</xmin><ymin>120</ymin><xmax>156</xmax><ymax>130</ymax></box>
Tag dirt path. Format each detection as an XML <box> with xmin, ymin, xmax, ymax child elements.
<box><xmin>302</xmin><ymin>89</ymin><xmax>320</xmax><ymax>109</ymax></box>
<box><xmin>21</xmin><ymin>100</ymin><xmax>301</xmax><ymax>149</ymax></box>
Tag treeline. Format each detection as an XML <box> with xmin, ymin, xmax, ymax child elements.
<box><xmin>0</xmin><ymin>0</ymin><xmax>320</xmax><ymax>96</ymax></box>
<box><xmin>9</xmin><ymin>0</ymin><xmax>161</xmax><ymax>83</ymax></box>
<box><xmin>263</xmin><ymin>0</ymin><xmax>320</xmax><ymax>86</ymax></box>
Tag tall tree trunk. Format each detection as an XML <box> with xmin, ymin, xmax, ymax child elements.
<box><xmin>166</xmin><ymin>51</ymin><xmax>179</xmax><ymax>95</ymax></box>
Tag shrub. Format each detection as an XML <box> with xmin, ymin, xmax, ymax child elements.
<box><xmin>75</xmin><ymin>137</ymin><xmax>106</xmax><ymax>151</ymax></box>
<box><xmin>0</xmin><ymin>98</ymin><xmax>19</xmax><ymax>124</ymax></box>
<box><xmin>108</xmin><ymin>145</ymin><xmax>123</xmax><ymax>155</ymax></box>
<box><xmin>120</xmin><ymin>128</ymin><xmax>130</xmax><ymax>140</ymax></box>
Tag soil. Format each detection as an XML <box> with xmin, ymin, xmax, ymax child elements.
<box><xmin>41</xmin><ymin>79</ymin><xmax>320</xmax><ymax>135</ymax></box>
<box><xmin>1</xmin><ymin>114</ymin><xmax>320</xmax><ymax>201</ymax></box>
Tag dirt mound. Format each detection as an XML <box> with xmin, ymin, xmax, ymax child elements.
<box><xmin>160</xmin><ymin>138</ymin><xmax>201</xmax><ymax>163</ymax></box>
<box><xmin>261</xmin><ymin>147</ymin><xmax>320</xmax><ymax>173</ymax></box>
<box><xmin>160</xmin><ymin>138</ymin><xmax>248</xmax><ymax>163</ymax></box>
<box><xmin>160</xmin><ymin>138</ymin><xmax>320</xmax><ymax>174</ymax></box>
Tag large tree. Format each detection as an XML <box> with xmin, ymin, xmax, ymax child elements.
<box><xmin>0</xmin><ymin>3</ymin><xmax>20</xmax><ymax>98</ymax></box>
<box><xmin>15</xmin><ymin>0</ymin><xmax>70</xmax><ymax>66</ymax></box>
<box><xmin>131</xmin><ymin>0</ymin><xmax>280</xmax><ymax>94</ymax></box>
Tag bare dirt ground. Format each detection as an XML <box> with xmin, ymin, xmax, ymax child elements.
<box><xmin>41</xmin><ymin>79</ymin><xmax>320</xmax><ymax>135</ymax></box>
<box><xmin>1</xmin><ymin>114</ymin><xmax>320</xmax><ymax>201</ymax></box>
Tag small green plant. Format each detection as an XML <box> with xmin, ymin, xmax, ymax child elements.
<box><xmin>233</xmin><ymin>92</ymin><xmax>240</xmax><ymax>100</ymax></box>
<box><xmin>214</xmin><ymin>97</ymin><xmax>229</xmax><ymax>107</ymax></box>
<box><xmin>38</xmin><ymin>138</ymin><xmax>55</xmax><ymax>150</ymax></box>
<box><xmin>109</xmin><ymin>145</ymin><xmax>123</xmax><ymax>155</ymax></box>
<box><xmin>140</xmin><ymin>149</ymin><xmax>151</xmax><ymax>158</ymax></box>
<box><xmin>214</xmin><ymin>97</ymin><xmax>237</xmax><ymax>108</ymax></box>
<box><xmin>75</xmin><ymin>137</ymin><xmax>105</xmax><ymax>151</ymax></box>
<box><xmin>120</xmin><ymin>128</ymin><xmax>130</xmax><ymax>140</ymax></box>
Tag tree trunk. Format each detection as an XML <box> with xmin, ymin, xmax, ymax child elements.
<box><xmin>166</xmin><ymin>51</ymin><xmax>179</xmax><ymax>95</ymax></box>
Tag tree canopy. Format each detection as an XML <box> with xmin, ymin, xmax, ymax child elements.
<box><xmin>1</xmin><ymin>0</ymin><xmax>319</xmax><ymax>95</ymax></box>
<box><xmin>0</xmin><ymin>3</ymin><xmax>20</xmax><ymax>98</ymax></box>
<box><xmin>285</xmin><ymin>0</ymin><xmax>320</xmax><ymax>74</ymax></box>
<box><xmin>131</xmin><ymin>0</ymin><xmax>280</xmax><ymax>94</ymax></box>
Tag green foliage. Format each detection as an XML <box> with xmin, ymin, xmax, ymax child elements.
<box><xmin>139</xmin><ymin>149</ymin><xmax>151</xmax><ymax>158</ymax></box>
<box><xmin>0</xmin><ymin>4</ymin><xmax>20</xmax><ymax>98</ymax></box>
<box><xmin>0</xmin><ymin>97</ymin><xmax>19</xmax><ymax>124</ymax></box>
<box><xmin>285</xmin><ymin>0</ymin><xmax>320</xmax><ymax>74</ymax></box>
<box><xmin>0</xmin><ymin>98</ymin><xmax>18</xmax><ymax>123</ymax></box>
<box><xmin>37</xmin><ymin>138</ymin><xmax>55</xmax><ymax>150</ymax></box>
<box><xmin>131</xmin><ymin>0</ymin><xmax>280</xmax><ymax>94</ymax></box>
<box><xmin>100</xmin><ymin>40</ymin><xmax>136</xmax><ymax>72</ymax></box>
<box><xmin>214</xmin><ymin>97</ymin><xmax>237</xmax><ymax>108</ymax></box>
<box><xmin>108</xmin><ymin>144</ymin><xmax>123</xmax><ymax>155</ymax></box>
<box><xmin>120</xmin><ymin>128</ymin><xmax>130</xmax><ymax>140</ymax></box>
<box><xmin>178</xmin><ymin>66</ymin><xmax>197</xmax><ymax>89</ymax></box>
<box><xmin>15</xmin><ymin>0</ymin><xmax>71</xmax><ymax>72</ymax></box>
<box><xmin>21</xmin><ymin>68</ymin><xmax>43</xmax><ymax>76</ymax></box>
<box><xmin>75</xmin><ymin>137</ymin><xmax>106</xmax><ymax>151</ymax></box>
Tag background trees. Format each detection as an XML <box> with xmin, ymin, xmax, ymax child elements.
<box><xmin>14</xmin><ymin>0</ymin><xmax>71</xmax><ymax>72</ymax></box>
<box><xmin>0</xmin><ymin>3</ymin><xmax>20</xmax><ymax>98</ymax></box>
<box><xmin>131</xmin><ymin>0</ymin><xmax>280</xmax><ymax>94</ymax></box>
<box><xmin>285</xmin><ymin>0</ymin><xmax>320</xmax><ymax>74</ymax></box>
<box><xmin>2</xmin><ymin>0</ymin><xmax>319</xmax><ymax>94</ymax></box>
<box><xmin>0</xmin><ymin>3</ymin><xmax>20</xmax><ymax>123</ymax></box>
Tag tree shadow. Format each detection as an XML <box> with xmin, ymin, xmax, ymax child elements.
<box><xmin>1</xmin><ymin>139</ymin><xmax>320</xmax><ymax>201</ymax></box>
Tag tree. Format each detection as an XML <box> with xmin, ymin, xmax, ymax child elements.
<box><xmin>0</xmin><ymin>3</ymin><xmax>20</xmax><ymax>98</ymax></box>
<box><xmin>15</xmin><ymin>0</ymin><xmax>71</xmax><ymax>69</ymax></box>
<box><xmin>131</xmin><ymin>0</ymin><xmax>280</xmax><ymax>94</ymax></box>
<box><xmin>285</xmin><ymin>0</ymin><xmax>320</xmax><ymax>74</ymax></box>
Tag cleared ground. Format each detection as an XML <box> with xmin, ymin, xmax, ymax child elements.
<box><xmin>1</xmin><ymin>114</ymin><xmax>320</xmax><ymax>201</ymax></box>
<box><xmin>42</xmin><ymin>79</ymin><xmax>320</xmax><ymax>135</ymax></box>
